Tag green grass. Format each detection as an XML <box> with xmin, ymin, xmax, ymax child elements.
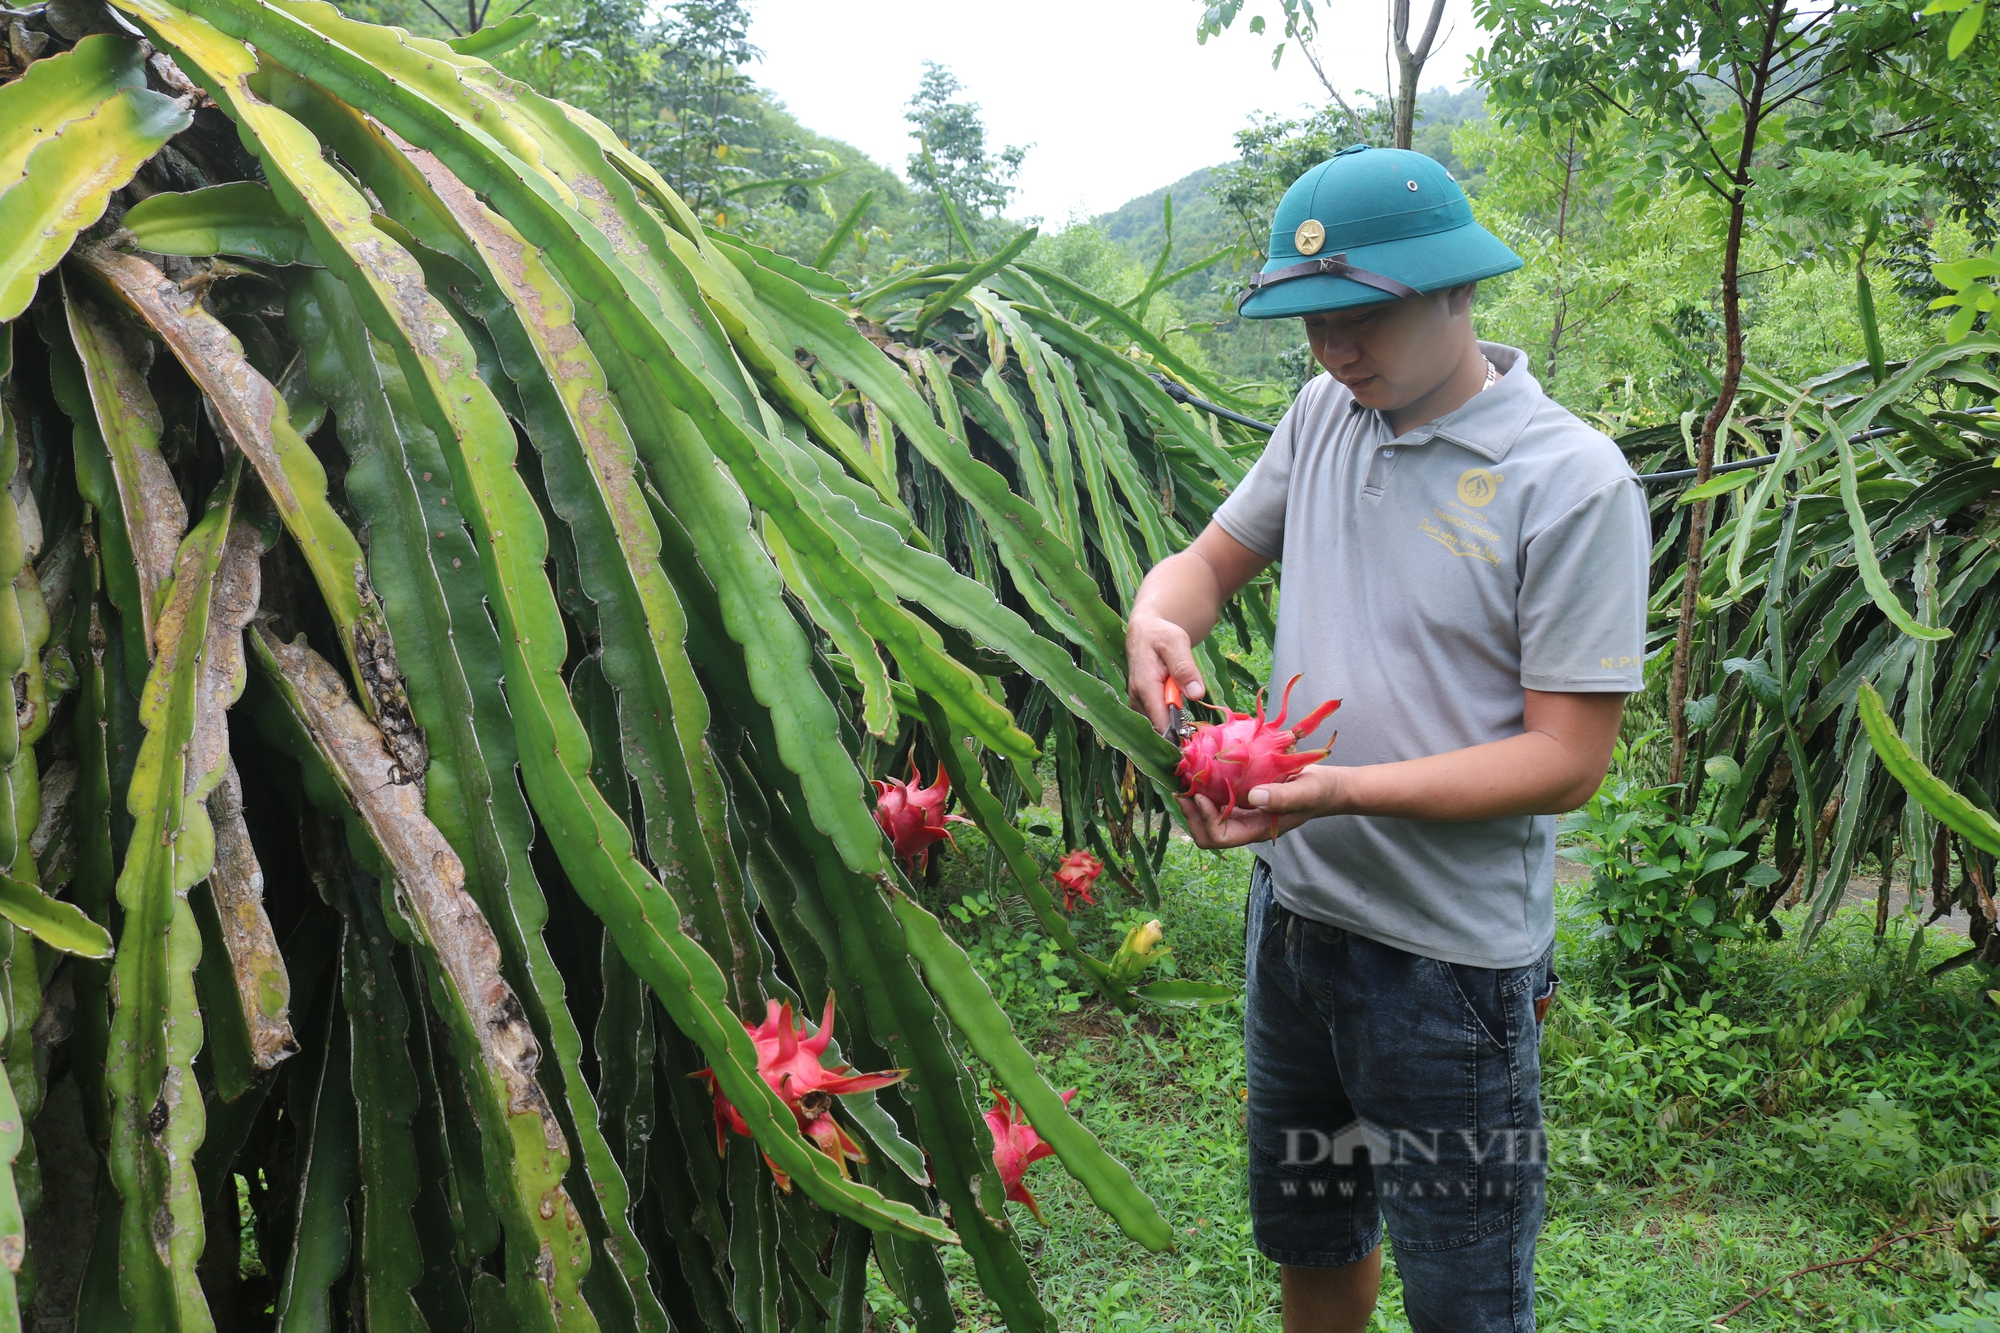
<box><xmin>890</xmin><ymin>826</ymin><xmax>2000</xmax><ymax>1331</ymax></box>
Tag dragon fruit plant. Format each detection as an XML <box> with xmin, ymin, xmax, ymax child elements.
<box><xmin>1054</xmin><ymin>849</ymin><xmax>1105</xmax><ymax>911</ymax></box>
<box><xmin>1176</xmin><ymin>674</ymin><xmax>1342</xmax><ymax>820</ymax></box>
<box><xmin>0</xmin><ymin>0</ymin><xmax>1270</xmax><ymax>1311</ymax></box>
<box><xmin>986</xmin><ymin>1087</ymin><xmax>1078</xmax><ymax>1223</ymax></box>
<box><xmin>695</xmin><ymin>995</ymin><xmax>907</xmax><ymax>1189</ymax></box>
<box><xmin>873</xmin><ymin>764</ymin><xmax>972</xmax><ymax>871</ymax></box>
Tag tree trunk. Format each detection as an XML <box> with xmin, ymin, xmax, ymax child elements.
<box><xmin>1875</xmin><ymin>836</ymin><xmax>1896</xmax><ymax>937</ymax></box>
<box><xmin>1389</xmin><ymin>0</ymin><xmax>1448</xmax><ymax>150</ymax></box>
<box><xmin>1393</xmin><ymin>50</ymin><xmax>1420</xmax><ymax>149</ymax></box>
<box><xmin>1665</xmin><ymin>2</ymin><xmax>1787</xmax><ymax>798</ymax></box>
<box><xmin>1664</xmin><ymin>197</ymin><xmax>1741</xmax><ymax>796</ymax></box>
<box><xmin>1545</xmin><ymin>131</ymin><xmax>1579</xmax><ymax>382</ymax></box>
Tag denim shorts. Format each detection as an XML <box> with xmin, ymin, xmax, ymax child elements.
<box><xmin>1245</xmin><ymin>858</ymin><xmax>1556</xmax><ymax>1333</ymax></box>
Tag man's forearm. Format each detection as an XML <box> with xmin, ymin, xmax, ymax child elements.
<box><xmin>1315</xmin><ymin>730</ymin><xmax>1608</xmax><ymax>822</ymax></box>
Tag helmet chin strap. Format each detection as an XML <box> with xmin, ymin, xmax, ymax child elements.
<box><xmin>1237</xmin><ymin>253</ymin><xmax>1421</xmax><ymax>311</ymax></box>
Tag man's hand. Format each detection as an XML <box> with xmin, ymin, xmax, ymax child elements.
<box><xmin>1126</xmin><ymin>525</ymin><xmax>1270</xmax><ymax>733</ymax></box>
<box><xmin>1127</xmin><ymin>612</ymin><xmax>1206</xmax><ymax>734</ymax></box>
<box><xmin>1177</xmin><ymin>766</ymin><xmax>1345</xmax><ymax>849</ymax></box>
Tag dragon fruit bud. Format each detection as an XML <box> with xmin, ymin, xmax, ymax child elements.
<box><xmin>871</xmin><ymin>763</ymin><xmax>971</xmax><ymax>872</ymax></box>
<box><xmin>1108</xmin><ymin>918</ymin><xmax>1170</xmax><ymax>985</ymax></box>
<box><xmin>1175</xmin><ymin>674</ymin><xmax>1340</xmax><ymax>821</ymax></box>
<box><xmin>985</xmin><ymin>1087</ymin><xmax>1076</xmax><ymax>1223</ymax></box>
<box><xmin>692</xmin><ymin>993</ymin><xmax>907</xmax><ymax>1190</ymax></box>
<box><xmin>1053</xmin><ymin>849</ymin><xmax>1103</xmax><ymax>912</ymax></box>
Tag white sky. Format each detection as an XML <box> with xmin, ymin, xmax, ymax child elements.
<box><xmin>747</xmin><ymin>0</ymin><xmax>1485</xmax><ymax>224</ymax></box>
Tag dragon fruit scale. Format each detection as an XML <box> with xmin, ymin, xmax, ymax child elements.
<box><xmin>1175</xmin><ymin>674</ymin><xmax>1341</xmax><ymax>821</ymax></box>
<box><xmin>872</xmin><ymin>763</ymin><xmax>971</xmax><ymax>872</ymax></box>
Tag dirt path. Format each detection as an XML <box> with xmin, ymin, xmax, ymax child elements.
<box><xmin>1835</xmin><ymin>875</ymin><xmax>1974</xmax><ymax>937</ymax></box>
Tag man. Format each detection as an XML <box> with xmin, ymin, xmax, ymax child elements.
<box><xmin>1127</xmin><ymin>144</ymin><xmax>1650</xmax><ymax>1333</ymax></box>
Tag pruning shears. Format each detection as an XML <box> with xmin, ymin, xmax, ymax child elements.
<box><xmin>1162</xmin><ymin>676</ymin><xmax>1195</xmax><ymax>746</ymax></box>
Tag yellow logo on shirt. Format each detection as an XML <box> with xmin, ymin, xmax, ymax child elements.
<box><xmin>1420</xmin><ymin>515</ymin><xmax>1501</xmax><ymax>564</ymax></box>
<box><xmin>1456</xmin><ymin>468</ymin><xmax>1503</xmax><ymax>507</ymax></box>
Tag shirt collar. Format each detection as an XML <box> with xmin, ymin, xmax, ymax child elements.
<box><xmin>1367</xmin><ymin>343</ymin><xmax>1541</xmax><ymax>463</ymax></box>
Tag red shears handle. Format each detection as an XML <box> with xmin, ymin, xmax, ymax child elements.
<box><xmin>1161</xmin><ymin>677</ymin><xmax>1192</xmax><ymax>744</ymax></box>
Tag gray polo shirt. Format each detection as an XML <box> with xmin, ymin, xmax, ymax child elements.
<box><xmin>1212</xmin><ymin>342</ymin><xmax>1648</xmax><ymax>969</ymax></box>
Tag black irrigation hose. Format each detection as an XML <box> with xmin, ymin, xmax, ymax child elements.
<box><xmin>1151</xmin><ymin>374</ymin><xmax>1996</xmax><ymax>488</ymax></box>
<box><xmin>1639</xmin><ymin>453</ymin><xmax>1782</xmax><ymax>485</ymax></box>
<box><xmin>1151</xmin><ymin>375</ymin><xmax>1282</xmax><ymax>434</ymax></box>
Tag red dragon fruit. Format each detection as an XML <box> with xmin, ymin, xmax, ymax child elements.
<box><xmin>1052</xmin><ymin>849</ymin><xmax>1103</xmax><ymax>912</ymax></box>
<box><xmin>985</xmin><ymin>1087</ymin><xmax>1076</xmax><ymax>1223</ymax></box>
<box><xmin>872</xmin><ymin>764</ymin><xmax>971</xmax><ymax>872</ymax></box>
<box><xmin>1176</xmin><ymin>674</ymin><xmax>1341</xmax><ymax>821</ymax></box>
<box><xmin>694</xmin><ymin>994</ymin><xmax>906</xmax><ymax>1190</ymax></box>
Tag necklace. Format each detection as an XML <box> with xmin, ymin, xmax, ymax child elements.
<box><xmin>1479</xmin><ymin>355</ymin><xmax>1498</xmax><ymax>392</ymax></box>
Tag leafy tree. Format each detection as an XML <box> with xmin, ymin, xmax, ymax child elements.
<box><xmin>1210</xmin><ymin>104</ymin><xmax>1388</xmax><ymax>261</ymax></box>
<box><xmin>1457</xmin><ymin>115</ymin><xmax>1946</xmax><ymax>417</ymax></box>
<box><xmin>725</xmin><ymin>104</ymin><xmax>924</xmax><ymax>280</ymax></box>
<box><xmin>1476</xmin><ymin>0</ymin><xmax>1946</xmax><ymax>791</ymax></box>
<box><xmin>1456</xmin><ymin>119</ymin><xmax>1714</xmax><ymax>404</ymax></box>
<box><xmin>531</xmin><ymin>0</ymin><xmax>662</xmax><ymax>148</ymax></box>
<box><xmin>1868</xmin><ymin>2</ymin><xmax>2000</xmax><ymax>292</ymax></box>
<box><xmin>506</xmin><ymin>0</ymin><xmax>839</xmax><ymax>230</ymax></box>
<box><xmin>336</xmin><ymin>0</ymin><xmax>514</xmax><ymax>37</ymax></box>
<box><xmin>1921</xmin><ymin>0</ymin><xmax>1991</xmax><ymax>58</ymax></box>
<box><xmin>903</xmin><ymin>61</ymin><xmax>1027</xmax><ymax>259</ymax></box>
<box><xmin>650</xmin><ymin>0</ymin><xmax>764</xmax><ymax>217</ymax></box>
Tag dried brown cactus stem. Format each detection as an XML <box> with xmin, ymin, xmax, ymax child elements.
<box><xmin>245</xmin><ymin>621</ymin><xmax>587</xmax><ymax>1300</ymax></box>
<box><xmin>351</xmin><ymin>575</ymin><xmax>427</xmax><ymax>790</ymax></box>
<box><xmin>247</xmin><ymin>622</ymin><xmax>562</xmax><ymax>1132</ymax></box>
<box><xmin>74</xmin><ymin>244</ymin><xmax>373</xmax><ymax>697</ymax></box>
<box><xmin>183</xmin><ymin>521</ymin><xmax>298</xmax><ymax>1098</ymax></box>
<box><xmin>203</xmin><ymin>760</ymin><xmax>297</xmax><ymax>1072</ymax></box>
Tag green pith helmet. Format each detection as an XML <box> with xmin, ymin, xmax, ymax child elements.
<box><xmin>1237</xmin><ymin>144</ymin><xmax>1522</xmax><ymax>320</ymax></box>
